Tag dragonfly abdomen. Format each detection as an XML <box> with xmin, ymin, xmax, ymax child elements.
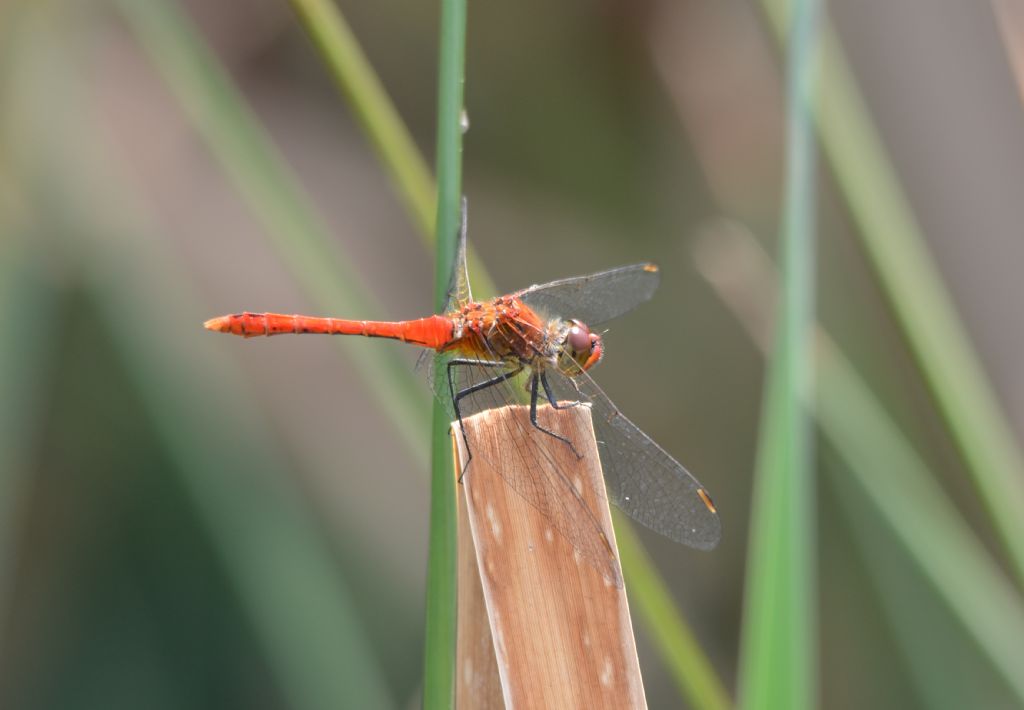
<box><xmin>203</xmin><ymin>312</ymin><xmax>455</xmax><ymax>348</ymax></box>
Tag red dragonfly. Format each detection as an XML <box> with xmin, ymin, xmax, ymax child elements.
<box><xmin>205</xmin><ymin>204</ymin><xmax>720</xmax><ymax>582</ymax></box>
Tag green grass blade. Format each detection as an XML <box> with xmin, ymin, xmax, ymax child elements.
<box><xmin>115</xmin><ymin>0</ymin><xmax>429</xmax><ymax>463</ymax></box>
<box><xmin>758</xmin><ymin>0</ymin><xmax>1024</xmax><ymax>586</ymax></box>
<box><xmin>614</xmin><ymin>514</ymin><xmax>731</xmax><ymax>710</ymax></box>
<box><xmin>288</xmin><ymin>0</ymin><xmax>436</xmax><ymax>239</ymax></box>
<box><xmin>429</xmin><ymin>0</ymin><xmax>466</xmax><ymax>315</ymax></box>
<box><xmin>696</xmin><ymin>227</ymin><xmax>1024</xmax><ymax>706</ymax></box>
<box><xmin>423</xmin><ymin>0</ymin><xmax>466</xmax><ymax>707</ymax></box>
<box><xmin>737</xmin><ymin>2</ymin><xmax>820</xmax><ymax>708</ymax></box>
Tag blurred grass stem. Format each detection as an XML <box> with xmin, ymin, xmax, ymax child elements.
<box><xmin>738</xmin><ymin>1</ymin><xmax>819</xmax><ymax>708</ymax></box>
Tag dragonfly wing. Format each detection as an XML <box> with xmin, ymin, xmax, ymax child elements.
<box><xmin>542</xmin><ymin>368</ymin><xmax>721</xmax><ymax>550</ymax></box>
<box><xmin>418</xmin><ymin>350</ymin><xmax>623</xmax><ymax>585</ymax></box>
<box><xmin>518</xmin><ymin>263</ymin><xmax>660</xmax><ymax>326</ymax></box>
<box><xmin>441</xmin><ymin>197</ymin><xmax>472</xmax><ymax>313</ymax></box>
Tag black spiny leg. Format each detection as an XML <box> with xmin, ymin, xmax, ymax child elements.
<box><xmin>447</xmin><ymin>358</ymin><xmax>524</xmax><ymax>480</ymax></box>
<box><xmin>529</xmin><ymin>373</ymin><xmax>583</xmax><ymax>459</ymax></box>
<box><xmin>540</xmin><ymin>371</ymin><xmax>581</xmax><ymax>411</ymax></box>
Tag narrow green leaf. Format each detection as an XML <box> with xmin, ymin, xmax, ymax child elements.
<box><xmin>738</xmin><ymin>1</ymin><xmax>820</xmax><ymax>708</ymax></box>
<box><xmin>423</xmin><ymin>0</ymin><xmax>467</xmax><ymax>707</ymax></box>
<box><xmin>758</xmin><ymin>0</ymin><xmax>1024</xmax><ymax>587</ymax></box>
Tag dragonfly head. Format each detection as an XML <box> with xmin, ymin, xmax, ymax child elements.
<box><xmin>559</xmin><ymin>319</ymin><xmax>604</xmax><ymax>374</ymax></box>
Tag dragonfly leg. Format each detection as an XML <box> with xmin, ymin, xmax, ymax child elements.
<box><xmin>530</xmin><ymin>373</ymin><xmax>583</xmax><ymax>459</ymax></box>
<box><xmin>540</xmin><ymin>371</ymin><xmax>582</xmax><ymax>410</ymax></box>
<box><xmin>447</xmin><ymin>358</ymin><xmax>524</xmax><ymax>481</ymax></box>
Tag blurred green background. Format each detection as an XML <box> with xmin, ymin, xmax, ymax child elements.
<box><xmin>3</xmin><ymin>0</ymin><xmax>1024</xmax><ymax>708</ymax></box>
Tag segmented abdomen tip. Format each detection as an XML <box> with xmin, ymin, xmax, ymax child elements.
<box><xmin>203</xmin><ymin>316</ymin><xmax>231</xmax><ymax>333</ymax></box>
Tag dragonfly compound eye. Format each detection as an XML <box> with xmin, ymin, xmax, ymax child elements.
<box><xmin>583</xmin><ymin>332</ymin><xmax>604</xmax><ymax>370</ymax></box>
<box><xmin>566</xmin><ymin>320</ymin><xmax>604</xmax><ymax>371</ymax></box>
<box><xmin>567</xmin><ymin>320</ymin><xmax>592</xmax><ymax>354</ymax></box>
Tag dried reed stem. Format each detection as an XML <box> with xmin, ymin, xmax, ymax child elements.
<box><xmin>454</xmin><ymin>404</ymin><xmax>646</xmax><ymax>709</ymax></box>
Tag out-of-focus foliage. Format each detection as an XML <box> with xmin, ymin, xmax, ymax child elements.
<box><xmin>2</xmin><ymin>0</ymin><xmax>1024</xmax><ymax>708</ymax></box>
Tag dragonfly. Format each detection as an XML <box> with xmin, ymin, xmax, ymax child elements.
<box><xmin>205</xmin><ymin>202</ymin><xmax>721</xmax><ymax>583</ymax></box>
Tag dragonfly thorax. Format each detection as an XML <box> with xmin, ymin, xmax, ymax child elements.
<box><xmin>450</xmin><ymin>298</ymin><xmax>602</xmax><ymax>375</ymax></box>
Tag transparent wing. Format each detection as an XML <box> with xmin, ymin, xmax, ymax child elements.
<box><xmin>444</xmin><ymin>197</ymin><xmax>472</xmax><ymax>312</ymax></box>
<box><xmin>542</xmin><ymin>368</ymin><xmax>721</xmax><ymax>549</ymax></box>
<box><xmin>420</xmin><ymin>350</ymin><xmax>623</xmax><ymax>586</ymax></box>
<box><xmin>518</xmin><ymin>263</ymin><xmax>661</xmax><ymax>325</ymax></box>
